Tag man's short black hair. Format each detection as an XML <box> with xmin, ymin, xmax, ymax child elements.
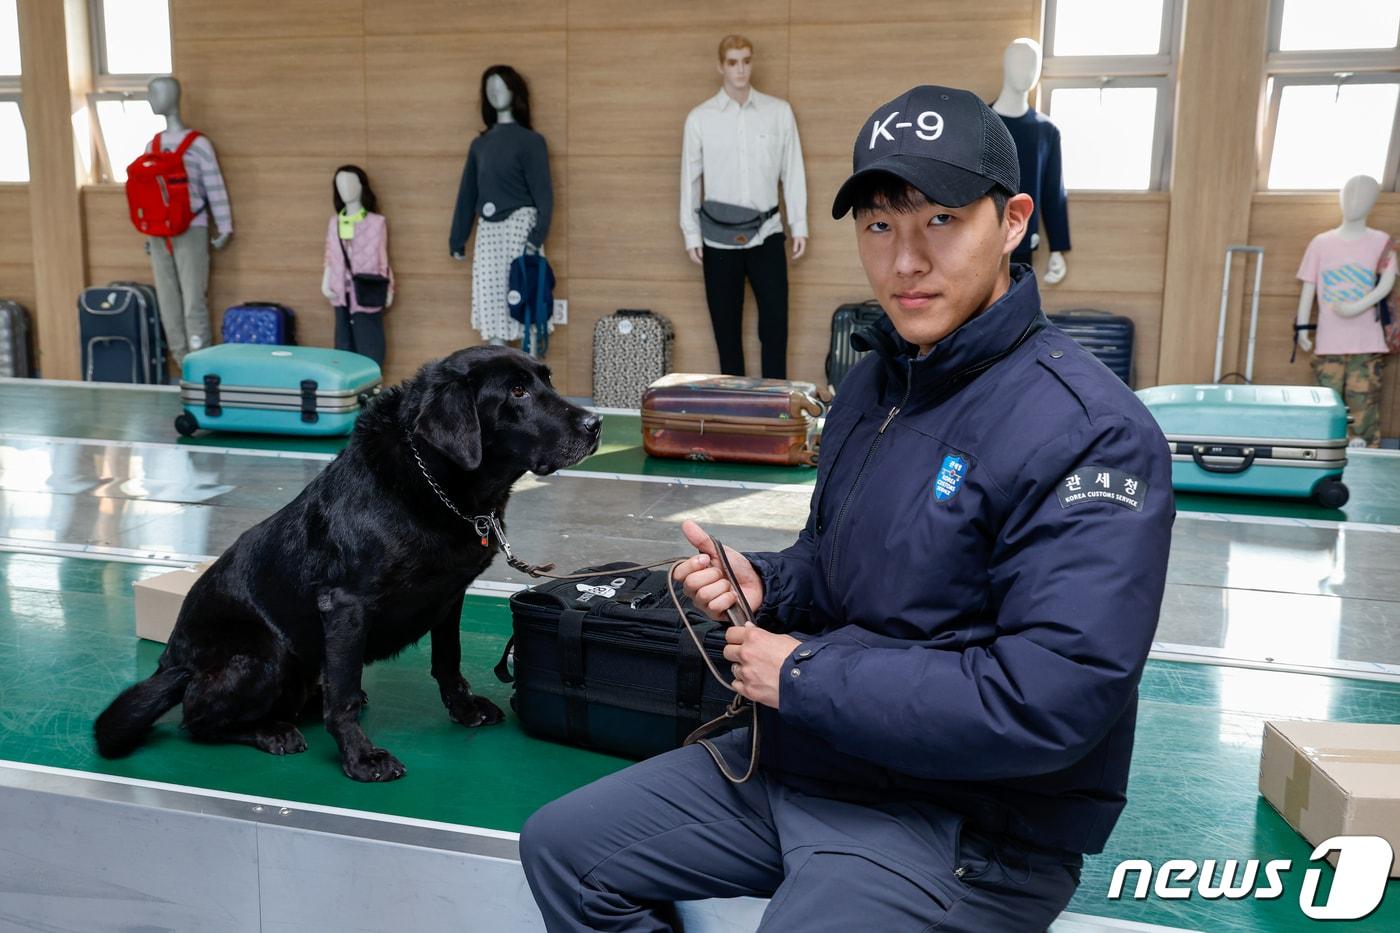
<box><xmin>846</xmin><ymin>172</ymin><xmax>1009</xmax><ymax>223</ymax></box>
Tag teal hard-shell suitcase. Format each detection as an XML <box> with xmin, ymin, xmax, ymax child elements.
<box><xmin>1136</xmin><ymin>384</ymin><xmax>1349</xmax><ymax>507</ymax></box>
<box><xmin>176</xmin><ymin>345</ymin><xmax>382</xmax><ymax>437</ymax></box>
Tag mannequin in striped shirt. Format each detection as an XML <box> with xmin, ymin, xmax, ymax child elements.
<box><xmin>145</xmin><ymin>77</ymin><xmax>233</xmax><ymax>364</ymax></box>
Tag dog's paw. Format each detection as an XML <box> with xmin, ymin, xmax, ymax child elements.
<box><xmin>255</xmin><ymin>723</ymin><xmax>308</xmax><ymax>756</ymax></box>
<box><xmin>342</xmin><ymin>747</ymin><xmax>407</xmax><ymax>782</ymax></box>
<box><xmin>447</xmin><ymin>693</ymin><xmax>505</xmax><ymax>727</ymax></box>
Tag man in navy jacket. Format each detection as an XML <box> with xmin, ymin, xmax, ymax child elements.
<box><xmin>521</xmin><ymin>85</ymin><xmax>1174</xmax><ymax>932</ymax></box>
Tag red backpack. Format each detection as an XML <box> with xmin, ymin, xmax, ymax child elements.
<box><xmin>125</xmin><ymin>130</ymin><xmax>203</xmax><ymax>252</ymax></box>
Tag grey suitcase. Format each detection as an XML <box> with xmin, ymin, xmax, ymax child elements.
<box><xmin>1</xmin><ymin>299</ymin><xmax>33</xmax><ymax>378</ymax></box>
<box><xmin>592</xmin><ymin>309</ymin><xmax>674</xmax><ymax>408</ymax></box>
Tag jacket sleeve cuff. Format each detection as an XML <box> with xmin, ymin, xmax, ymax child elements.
<box><xmin>683</xmin><ymin>232</ymin><xmax>703</xmax><ymax>250</ymax></box>
<box><xmin>777</xmin><ymin>639</ymin><xmax>836</xmax><ymax>725</ymax></box>
<box><xmin>788</xmin><ymin>221</ymin><xmax>809</xmax><ymax>239</ymax></box>
<box><xmin>745</xmin><ymin>551</ymin><xmax>812</xmax><ymax>633</ymax></box>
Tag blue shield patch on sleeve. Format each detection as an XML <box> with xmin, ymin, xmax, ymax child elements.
<box><xmin>934</xmin><ymin>454</ymin><xmax>968</xmax><ymax>502</ymax></box>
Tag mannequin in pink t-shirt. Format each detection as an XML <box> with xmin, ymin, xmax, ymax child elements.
<box><xmin>1295</xmin><ymin>175</ymin><xmax>1397</xmax><ymax>447</ymax></box>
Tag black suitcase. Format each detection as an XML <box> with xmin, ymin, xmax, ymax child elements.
<box><xmin>498</xmin><ymin>563</ymin><xmax>736</xmax><ymax>760</ymax></box>
<box><xmin>1047</xmin><ymin>309</ymin><xmax>1134</xmax><ymax>386</ymax></box>
<box><xmin>1</xmin><ymin>299</ymin><xmax>33</xmax><ymax>378</ymax></box>
<box><xmin>826</xmin><ymin>301</ymin><xmax>885</xmax><ymax>391</ymax></box>
<box><xmin>79</xmin><ymin>283</ymin><xmax>166</xmax><ymax>384</ymax></box>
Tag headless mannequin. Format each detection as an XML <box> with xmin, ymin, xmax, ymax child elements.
<box><xmin>149</xmin><ymin>77</ymin><xmax>230</xmax><ymax>251</ymax></box>
<box><xmin>1294</xmin><ymin>175</ymin><xmax>1396</xmax><ymax>351</ymax></box>
<box><xmin>686</xmin><ymin>46</ymin><xmax>807</xmax><ymax>265</ymax></box>
<box><xmin>991</xmin><ymin>39</ymin><xmax>1067</xmax><ymax>286</ymax></box>
<box><xmin>321</xmin><ymin>171</ymin><xmax>393</xmax><ymax>307</ymax></box>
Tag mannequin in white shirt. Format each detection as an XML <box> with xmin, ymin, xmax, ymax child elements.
<box><xmin>149</xmin><ymin>77</ymin><xmax>230</xmax><ymax>251</ymax></box>
<box><xmin>990</xmin><ymin>39</ymin><xmax>1067</xmax><ymax>286</ymax></box>
<box><xmin>321</xmin><ymin>170</ymin><xmax>393</xmax><ymax>308</ymax></box>
<box><xmin>686</xmin><ymin>46</ymin><xmax>806</xmax><ymax>264</ymax></box>
<box><xmin>1295</xmin><ymin>174</ymin><xmax>1396</xmax><ymax>352</ymax></box>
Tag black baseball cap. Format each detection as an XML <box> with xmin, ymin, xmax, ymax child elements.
<box><xmin>831</xmin><ymin>85</ymin><xmax>1020</xmax><ymax>219</ymax></box>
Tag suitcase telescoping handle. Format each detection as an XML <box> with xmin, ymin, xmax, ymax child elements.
<box><xmin>1192</xmin><ymin>443</ymin><xmax>1256</xmax><ymax>474</ymax></box>
<box><xmin>1215</xmin><ymin>245</ymin><xmax>1264</xmax><ymax>384</ymax></box>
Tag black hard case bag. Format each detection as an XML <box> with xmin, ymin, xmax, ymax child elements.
<box><xmin>499</xmin><ymin>563</ymin><xmax>735</xmax><ymax>760</ymax></box>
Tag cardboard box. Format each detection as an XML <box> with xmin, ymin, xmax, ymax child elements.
<box><xmin>133</xmin><ymin>561</ymin><xmax>215</xmax><ymax>643</ymax></box>
<box><xmin>1259</xmin><ymin>720</ymin><xmax>1400</xmax><ymax>877</ymax></box>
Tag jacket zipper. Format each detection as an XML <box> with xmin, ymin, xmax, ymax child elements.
<box><xmin>823</xmin><ymin>347</ymin><xmax>1016</xmax><ymax>592</ymax></box>
<box><xmin>826</xmin><ymin>362</ymin><xmax>913</xmax><ymax>591</ymax></box>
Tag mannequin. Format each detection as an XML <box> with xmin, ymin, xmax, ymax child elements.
<box><xmin>449</xmin><ymin>66</ymin><xmax>553</xmax><ymax>348</ymax></box>
<box><xmin>680</xmin><ymin>34</ymin><xmax>808</xmax><ymax>378</ymax></box>
<box><xmin>321</xmin><ymin>165</ymin><xmax>393</xmax><ymax>367</ymax></box>
<box><xmin>1295</xmin><ymin>174</ymin><xmax>1397</xmax><ymax>448</ymax></box>
<box><xmin>145</xmin><ymin>76</ymin><xmax>232</xmax><ymax>363</ymax></box>
<box><xmin>991</xmin><ymin>38</ymin><xmax>1069</xmax><ymax>285</ymax></box>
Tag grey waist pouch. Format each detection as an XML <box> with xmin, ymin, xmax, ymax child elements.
<box><xmin>698</xmin><ymin>200</ymin><xmax>779</xmax><ymax>246</ymax></box>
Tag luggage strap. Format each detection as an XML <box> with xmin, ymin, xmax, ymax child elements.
<box><xmin>300</xmin><ymin>380</ymin><xmax>319</xmax><ymax>423</ymax></box>
<box><xmin>557</xmin><ymin>608</ymin><xmax>590</xmax><ymax>746</ymax></box>
<box><xmin>203</xmin><ymin>374</ymin><xmax>222</xmax><ymax>416</ymax></box>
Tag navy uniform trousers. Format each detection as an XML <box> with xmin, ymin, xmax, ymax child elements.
<box><xmin>520</xmin><ymin>731</ymin><xmax>1082</xmax><ymax>932</ymax></box>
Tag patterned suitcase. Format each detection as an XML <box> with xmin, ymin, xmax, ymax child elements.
<box><xmin>1047</xmin><ymin>309</ymin><xmax>1134</xmax><ymax>386</ymax></box>
<box><xmin>1</xmin><ymin>299</ymin><xmax>33</xmax><ymax>378</ymax></box>
<box><xmin>221</xmin><ymin>301</ymin><xmax>297</xmax><ymax>345</ymax></box>
<box><xmin>176</xmin><ymin>345</ymin><xmax>381</xmax><ymax>437</ymax></box>
<box><xmin>825</xmin><ymin>300</ymin><xmax>885</xmax><ymax>392</ymax></box>
<box><xmin>79</xmin><ymin>284</ymin><xmax>164</xmax><ymax>384</ymax></box>
<box><xmin>642</xmin><ymin>374</ymin><xmax>823</xmax><ymax>467</ymax></box>
<box><xmin>1137</xmin><ymin>384</ymin><xmax>1349</xmax><ymax>507</ymax></box>
<box><xmin>592</xmin><ymin>309</ymin><xmax>674</xmax><ymax>408</ymax></box>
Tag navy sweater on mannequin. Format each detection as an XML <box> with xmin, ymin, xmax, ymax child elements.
<box><xmin>998</xmin><ymin>110</ymin><xmax>1070</xmax><ymax>263</ymax></box>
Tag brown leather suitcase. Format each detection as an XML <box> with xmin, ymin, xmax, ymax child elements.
<box><xmin>641</xmin><ymin>374</ymin><xmax>823</xmax><ymax>467</ymax></box>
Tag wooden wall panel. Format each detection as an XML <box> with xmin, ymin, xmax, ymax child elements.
<box><xmin>365</xmin><ymin>33</ymin><xmax>567</xmax><ymax>158</ymax></box>
<box><xmin>81</xmin><ymin>187</ymin><xmax>152</xmax><ymax>283</ymax></box>
<box><xmin>175</xmin><ymin>38</ymin><xmax>368</xmax><ymax>158</ymax></box>
<box><xmin>0</xmin><ymin>187</ymin><xmax>36</xmax><ymax>313</ymax></box>
<box><xmin>1157</xmin><ymin>0</ymin><xmax>1270</xmax><ymax>385</ymax></box>
<box><xmin>364</xmin><ymin>0</ymin><xmax>565</xmax><ymax>37</ymax></box>
<box><xmin>790</xmin><ymin>22</ymin><xmax>1019</xmax><ymax>159</ymax></box>
<box><xmin>569</xmin><ymin>26</ymin><xmax>790</xmax><ymax>158</ymax></box>
<box><xmin>795</xmin><ymin>0</ymin><xmax>1031</xmax><ymax>26</ymax></box>
<box><xmin>171</xmin><ymin>0</ymin><xmax>362</xmax><ymax>41</ymax></box>
<box><xmin>568</xmin><ymin>0</ymin><xmax>789</xmax><ymax>31</ymax></box>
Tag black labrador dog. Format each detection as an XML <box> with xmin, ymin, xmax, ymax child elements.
<box><xmin>95</xmin><ymin>346</ymin><xmax>601</xmax><ymax>781</ymax></box>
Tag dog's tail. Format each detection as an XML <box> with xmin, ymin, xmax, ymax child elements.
<box><xmin>94</xmin><ymin>665</ymin><xmax>191</xmax><ymax>758</ymax></box>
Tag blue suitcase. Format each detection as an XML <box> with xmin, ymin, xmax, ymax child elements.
<box><xmin>1136</xmin><ymin>384</ymin><xmax>1349</xmax><ymax>507</ymax></box>
<box><xmin>176</xmin><ymin>345</ymin><xmax>381</xmax><ymax>437</ymax></box>
<box><xmin>79</xmin><ymin>283</ymin><xmax>165</xmax><ymax>383</ymax></box>
<box><xmin>221</xmin><ymin>301</ymin><xmax>296</xmax><ymax>345</ymax></box>
<box><xmin>1048</xmin><ymin>309</ymin><xmax>1134</xmax><ymax>386</ymax></box>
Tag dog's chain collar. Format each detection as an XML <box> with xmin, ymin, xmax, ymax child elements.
<box><xmin>404</xmin><ymin>430</ymin><xmax>541</xmax><ymax>573</ymax></box>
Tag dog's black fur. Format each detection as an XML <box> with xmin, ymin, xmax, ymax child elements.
<box><xmin>95</xmin><ymin>347</ymin><xmax>600</xmax><ymax>781</ymax></box>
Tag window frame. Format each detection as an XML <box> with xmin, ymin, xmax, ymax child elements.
<box><xmin>85</xmin><ymin>0</ymin><xmax>173</xmax><ymax>182</ymax></box>
<box><xmin>88</xmin><ymin>0</ymin><xmax>172</xmax><ymax>91</ymax></box>
<box><xmin>0</xmin><ymin>90</ymin><xmax>27</xmax><ymax>184</ymax></box>
<box><xmin>1258</xmin><ymin>72</ymin><xmax>1400</xmax><ymax>190</ymax></box>
<box><xmin>1038</xmin><ymin>0</ymin><xmax>1183</xmax><ymax>191</ymax></box>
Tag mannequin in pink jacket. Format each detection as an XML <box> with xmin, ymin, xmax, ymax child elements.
<box><xmin>322</xmin><ymin>165</ymin><xmax>393</xmax><ymax>367</ymax></box>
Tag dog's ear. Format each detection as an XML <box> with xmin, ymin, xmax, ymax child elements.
<box><xmin>415</xmin><ymin>378</ymin><xmax>483</xmax><ymax>472</ymax></box>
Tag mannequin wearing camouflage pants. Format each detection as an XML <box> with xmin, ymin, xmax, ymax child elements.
<box><xmin>1313</xmin><ymin>354</ymin><xmax>1384</xmax><ymax>447</ymax></box>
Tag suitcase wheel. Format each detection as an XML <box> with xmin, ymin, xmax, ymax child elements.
<box><xmin>174</xmin><ymin>412</ymin><xmax>199</xmax><ymax>437</ymax></box>
<box><xmin>1314</xmin><ymin>478</ymin><xmax>1349</xmax><ymax>509</ymax></box>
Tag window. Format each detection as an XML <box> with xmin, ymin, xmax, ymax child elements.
<box><xmin>0</xmin><ymin>0</ymin><xmax>26</xmax><ymax>183</ymax></box>
<box><xmin>1040</xmin><ymin>0</ymin><xmax>1182</xmax><ymax>191</ymax></box>
<box><xmin>1261</xmin><ymin>1</ymin><xmax>1400</xmax><ymax>190</ymax></box>
<box><xmin>88</xmin><ymin>0</ymin><xmax>173</xmax><ymax>182</ymax></box>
